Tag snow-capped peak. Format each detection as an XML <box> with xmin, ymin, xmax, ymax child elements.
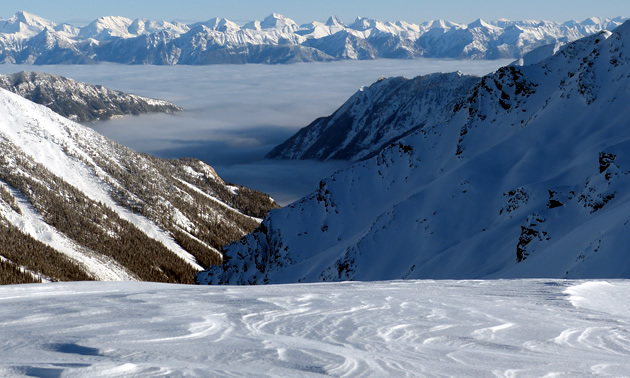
<box><xmin>127</xmin><ymin>18</ymin><xmax>146</xmax><ymax>35</ymax></box>
<box><xmin>198</xmin><ymin>17</ymin><xmax>240</xmax><ymax>33</ymax></box>
<box><xmin>349</xmin><ymin>17</ymin><xmax>373</xmax><ymax>31</ymax></box>
<box><xmin>260</xmin><ymin>13</ymin><xmax>299</xmax><ymax>33</ymax></box>
<box><xmin>326</xmin><ymin>16</ymin><xmax>344</xmax><ymax>27</ymax></box>
<box><xmin>242</xmin><ymin>19</ymin><xmax>261</xmax><ymax>31</ymax></box>
<box><xmin>467</xmin><ymin>18</ymin><xmax>496</xmax><ymax>30</ymax></box>
<box><xmin>427</xmin><ymin>19</ymin><xmax>449</xmax><ymax>30</ymax></box>
<box><xmin>91</xmin><ymin>15</ymin><xmax>134</xmax><ymax>29</ymax></box>
<box><xmin>582</xmin><ymin>16</ymin><xmax>605</xmax><ymax>26</ymax></box>
<box><xmin>0</xmin><ymin>10</ymin><xmax>56</xmax><ymax>38</ymax></box>
<box><xmin>78</xmin><ymin>15</ymin><xmax>134</xmax><ymax>40</ymax></box>
<box><xmin>421</xmin><ymin>19</ymin><xmax>463</xmax><ymax>32</ymax></box>
<box><xmin>126</xmin><ymin>18</ymin><xmax>190</xmax><ymax>36</ymax></box>
<box><xmin>394</xmin><ymin>20</ymin><xmax>421</xmax><ymax>33</ymax></box>
<box><xmin>12</xmin><ymin>10</ymin><xmax>55</xmax><ymax>28</ymax></box>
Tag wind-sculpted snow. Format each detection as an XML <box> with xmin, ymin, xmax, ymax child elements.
<box><xmin>198</xmin><ymin>22</ymin><xmax>630</xmax><ymax>285</ymax></box>
<box><xmin>1</xmin><ymin>280</ymin><xmax>629</xmax><ymax>376</ymax></box>
<box><xmin>0</xmin><ymin>11</ymin><xmax>625</xmax><ymax>65</ymax></box>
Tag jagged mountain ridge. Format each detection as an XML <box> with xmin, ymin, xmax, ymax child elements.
<box><xmin>0</xmin><ymin>11</ymin><xmax>625</xmax><ymax>64</ymax></box>
<box><xmin>267</xmin><ymin>31</ymin><xmax>602</xmax><ymax>162</ymax></box>
<box><xmin>266</xmin><ymin>72</ymin><xmax>480</xmax><ymax>161</ymax></box>
<box><xmin>196</xmin><ymin>23</ymin><xmax>630</xmax><ymax>284</ymax></box>
<box><xmin>0</xmin><ymin>71</ymin><xmax>182</xmax><ymax>122</ymax></box>
<box><xmin>0</xmin><ymin>88</ymin><xmax>278</xmax><ymax>284</ymax></box>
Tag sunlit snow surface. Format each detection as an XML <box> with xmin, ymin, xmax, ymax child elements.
<box><xmin>1</xmin><ymin>280</ymin><xmax>629</xmax><ymax>377</ymax></box>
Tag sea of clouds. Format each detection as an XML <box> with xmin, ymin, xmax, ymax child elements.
<box><xmin>0</xmin><ymin>59</ymin><xmax>511</xmax><ymax>204</ymax></box>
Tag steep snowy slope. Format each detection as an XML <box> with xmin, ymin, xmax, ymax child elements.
<box><xmin>197</xmin><ymin>24</ymin><xmax>630</xmax><ymax>284</ymax></box>
<box><xmin>266</xmin><ymin>72</ymin><xmax>479</xmax><ymax>161</ymax></box>
<box><xmin>0</xmin><ymin>88</ymin><xmax>277</xmax><ymax>284</ymax></box>
<box><xmin>0</xmin><ymin>71</ymin><xmax>182</xmax><ymax>122</ymax></box>
<box><xmin>0</xmin><ymin>11</ymin><xmax>624</xmax><ymax>65</ymax></box>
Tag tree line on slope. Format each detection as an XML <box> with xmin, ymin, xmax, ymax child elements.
<box><xmin>0</xmin><ymin>141</ymin><xmax>199</xmax><ymax>284</ymax></box>
<box><xmin>0</xmin><ymin>218</ymin><xmax>92</xmax><ymax>284</ymax></box>
<box><xmin>0</xmin><ymin>125</ymin><xmax>279</xmax><ymax>284</ymax></box>
<box><xmin>0</xmin><ymin>259</ymin><xmax>42</xmax><ymax>285</ymax></box>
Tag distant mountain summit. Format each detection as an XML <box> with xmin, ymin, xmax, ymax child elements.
<box><xmin>0</xmin><ymin>11</ymin><xmax>625</xmax><ymax>64</ymax></box>
<box><xmin>0</xmin><ymin>10</ymin><xmax>56</xmax><ymax>37</ymax></box>
<box><xmin>0</xmin><ymin>71</ymin><xmax>182</xmax><ymax>122</ymax></box>
<box><xmin>244</xmin><ymin>13</ymin><xmax>300</xmax><ymax>33</ymax></box>
<box><xmin>197</xmin><ymin>21</ymin><xmax>630</xmax><ymax>284</ymax></box>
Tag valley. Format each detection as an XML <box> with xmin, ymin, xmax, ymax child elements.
<box><xmin>0</xmin><ymin>59</ymin><xmax>509</xmax><ymax>205</ymax></box>
<box><xmin>1</xmin><ymin>3</ymin><xmax>630</xmax><ymax>375</ymax></box>
<box><xmin>199</xmin><ymin>22</ymin><xmax>630</xmax><ymax>284</ymax></box>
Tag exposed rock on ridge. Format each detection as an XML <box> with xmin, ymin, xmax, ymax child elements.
<box><xmin>266</xmin><ymin>72</ymin><xmax>480</xmax><ymax>161</ymax></box>
<box><xmin>0</xmin><ymin>71</ymin><xmax>182</xmax><ymax>122</ymax></box>
<box><xmin>197</xmin><ymin>21</ymin><xmax>630</xmax><ymax>284</ymax></box>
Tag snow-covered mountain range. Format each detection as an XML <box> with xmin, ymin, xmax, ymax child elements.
<box><xmin>197</xmin><ymin>21</ymin><xmax>630</xmax><ymax>284</ymax></box>
<box><xmin>0</xmin><ymin>71</ymin><xmax>182</xmax><ymax>122</ymax></box>
<box><xmin>0</xmin><ymin>11</ymin><xmax>625</xmax><ymax>64</ymax></box>
<box><xmin>0</xmin><ymin>87</ymin><xmax>277</xmax><ymax>284</ymax></box>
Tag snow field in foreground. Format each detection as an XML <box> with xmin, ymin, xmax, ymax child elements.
<box><xmin>0</xmin><ymin>279</ymin><xmax>629</xmax><ymax>377</ymax></box>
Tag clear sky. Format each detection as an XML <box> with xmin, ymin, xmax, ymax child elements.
<box><xmin>3</xmin><ymin>0</ymin><xmax>630</xmax><ymax>26</ymax></box>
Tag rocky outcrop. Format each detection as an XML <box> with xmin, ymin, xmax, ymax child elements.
<box><xmin>197</xmin><ymin>21</ymin><xmax>630</xmax><ymax>284</ymax></box>
<box><xmin>0</xmin><ymin>71</ymin><xmax>182</xmax><ymax>122</ymax></box>
<box><xmin>266</xmin><ymin>72</ymin><xmax>479</xmax><ymax>161</ymax></box>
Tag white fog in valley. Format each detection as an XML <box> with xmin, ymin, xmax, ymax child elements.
<box><xmin>0</xmin><ymin>59</ymin><xmax>510</xmax><ymax>204</ymax></box>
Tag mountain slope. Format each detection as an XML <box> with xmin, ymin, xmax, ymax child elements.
<box><xmin>0</xmin><ymin>88</ymin><xmax>277</xmax><ymax>284</ymax></box>
<box><xmin>0</xmin><ymin>11</ymin><xmax>625</xmax><ymax>65</ymax></box>
<box><xmin>0</xmin><ymin>71</ymin><xmax>182</xmax><ymax>122</ymax></box>
<box><xmin>197</xmin><ymin>24</ymin><xmax>630</xmax><ymax>284</ymax></box>
<box><xmin>266</xmin><ymin>72</ymin><xmax>480</xmax><ymax>161</ymax></box>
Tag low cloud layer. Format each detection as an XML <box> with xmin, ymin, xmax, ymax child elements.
<box><xmin>0</xmin><ymin>59</ymin><xmax>510</xmax><ymax>204</ymax></box>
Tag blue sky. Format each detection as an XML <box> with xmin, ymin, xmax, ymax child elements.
<box><xmin>4</xmin><ymin>0</ymin><xmax>630</xmax><ymax>25</ymax></box>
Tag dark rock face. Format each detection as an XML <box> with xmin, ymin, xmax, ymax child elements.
<box><xmin>0</xmin><ymin>71</ymin><xmax>182</xmax><ymax>122</ymax></box>
<box><xmin>599</xmin><ymin>152</ymin><xmax>616</xmax><ymax>173</ymax></box>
